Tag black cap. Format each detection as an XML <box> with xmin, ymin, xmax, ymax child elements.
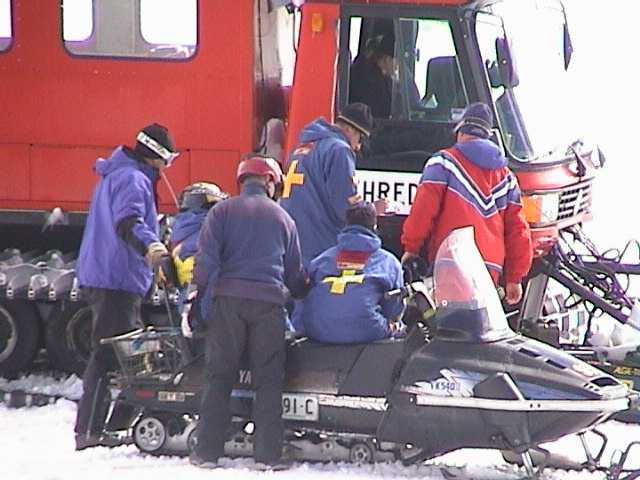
<box><xmin>337</xmin><ymin>103</ymin><xmax>374</xmax><ymax>138</ymax></box>
<box><xmin>454</xmin><ymin>102</ymin><xmax>493</xmax><ymax>139</ymax></box>
<box><xmin>346</xmin><ymin>201</ymin><xmax>377</xmax><ymax>230</ymax></box>
<box><xmin>371</xmin><ymin>34</ymin><xmax>394</xmax><ymax>58</ymax></box>
<box><xmin>134</xmin><ymin>123</ymin><xmax>177</xmax><ymax>161</ymax></box>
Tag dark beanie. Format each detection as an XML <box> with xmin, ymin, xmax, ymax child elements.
<box><xmin>337</xmin><ymin>103</ymin><xmax>374</xmax><ymax>138</ymax></box>
<box><xmin>371</xmin><ymin>35</ymin><xmax>394</xmax><ymax>59</ymax></box>
<box><xmin>134</xmin><ymin>123</ymin><xmax>176</xmax><ymax>160</ymax></box>
<box><xmin>346</xmin><ymin>201</ymin><xmax>377</xmax><ymax>230</ymax></box>
<box><xmin>454</xmin><ymin>102</ymin><xmax>493</xmax><ymax>139</ymax></box>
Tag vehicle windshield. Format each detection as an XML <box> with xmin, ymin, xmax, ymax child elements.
<box><xmin>433</xmin><ymin>227</ymin><xmax>512</xmax><ymax>341</ymax></box>
<box><xmin>475</xmin><ymin>0</ymin><xmax>582</xmax><ymax>162</ymax></box>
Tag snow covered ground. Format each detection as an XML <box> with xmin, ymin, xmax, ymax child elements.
<box><xmin>1</xmin><ymin>374</ymin><xmax>639</xmax><ymax>480</ymax></box>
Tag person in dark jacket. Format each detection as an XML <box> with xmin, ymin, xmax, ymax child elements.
<box><xmin>349</xmin><ymin>35</ymin><xmax>395</xmax><ymax>118</ymax></box>
<box><xmin>171</xmin><ymin>182</ymin><xmax>228</xmax><ymax>285</ymax></box>
<box><xmin>74</xmin><ymin>123</ymin><xmax>179</xmax><ymax>450</ymax></box>
<box><xmin>170</xmin><ymin>182</ymin><xmax>228</xmax><ymax>337</ymax></box>
<box><xmin>280</xmin><ymin>103</ymin><xmax>374</xmax><ymax>267</ymax></box>
<box><xmin>190</xmin><ymin>155</ymin><xmax>308</xmax><ymax>470</ymax></box>
<box><xmin>401</xmin><ymin>103</ymin><xmax>532</xmax><ymax>304</ymax></box>
<box><xmin>292</xmin><ymin>202</ymin><xmax>404</xmax><ymax>343</ymax></box>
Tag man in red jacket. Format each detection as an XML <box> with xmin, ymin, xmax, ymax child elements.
<box><xmin>401</xmin><ymin>102</ymin><xmax>532</xmax><ymax>305</ymax></box>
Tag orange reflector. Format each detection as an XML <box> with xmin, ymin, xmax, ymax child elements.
<box><xmin>521</xmin><ymin>195</ymin><xmax>542</xmax><ymax>224</ymax></box>
<box><xmin>311</xmin><ymin>13</ymin><xmax>324</xmax><ymax>33</ymax></box>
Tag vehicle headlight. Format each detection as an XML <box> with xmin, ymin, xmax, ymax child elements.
<box><xmin>522</xmin><ymin>193</ymin><xmax>560</xmax><ymax>226</ymax></box>
<box><xmin>0</xmin><ymin>272</ymin><xmax>6</xmax><ymax>286</ymax></box>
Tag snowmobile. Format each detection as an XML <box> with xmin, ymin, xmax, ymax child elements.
<box><xmin>100</xmin><ymin>228</ymin><xmax>639</xmax><ymax>479</ymax></box>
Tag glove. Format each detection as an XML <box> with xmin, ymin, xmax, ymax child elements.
<box><xmin>146</xmin><ymin>241</ymin><xmax>169</xmax><ymax>267</ymax></box>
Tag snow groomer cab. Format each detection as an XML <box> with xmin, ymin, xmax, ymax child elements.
<box><xmin>101</xmin><ymin>228</ymin><xmax>639</xmax><ymax>478</ymax></box>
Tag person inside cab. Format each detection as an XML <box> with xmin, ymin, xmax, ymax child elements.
<box><xmin>292</xmin><ymin>202</ymin><xmax>405</xmax><ymax>343</ymax></box>
<box><xmin>349</xmin><ymin>35</ymin><xmax>395</xmax><ymax>119</ymax></box>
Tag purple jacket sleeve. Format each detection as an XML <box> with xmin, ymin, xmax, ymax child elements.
<box><xmin>380</xmin><ymin>258</ymin><xmax>405</xmax><ymax>320</ymax></box>
<box><xmin>326</xmin><ymin>145</ymin><xmax>359</xmax><ymax>224</ymax></box>
<box><xmin>111</xmin><ymin>173</ymin><xmax>159</xmax><ymax>250</ymax></box>
<box><xmin>284</xmin><ymin>222</ymin><xmax>309</xmax><ymax>299</ymax></box>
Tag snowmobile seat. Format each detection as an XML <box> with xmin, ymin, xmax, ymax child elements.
<box><xmin>285</xmin><ymin>338</ymin><xmax>405</xmax><ymax>396</ymax></box>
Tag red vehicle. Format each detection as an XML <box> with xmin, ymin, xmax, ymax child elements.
<box><xmin>1</xmin><ymin>0</ymin><xmax>636</xmax><ymax>394</ymax></box>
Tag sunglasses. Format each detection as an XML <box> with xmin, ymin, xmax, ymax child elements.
<box><xmin>136</xmin><ymin>131</ymin><xmax>180</xmax><ymax>167</ymax></box>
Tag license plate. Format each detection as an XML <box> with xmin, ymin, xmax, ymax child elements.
<box><xmin>282</xmin><ymin>393</ymin><xmax>319</xmax><ymax>421</ymax></box>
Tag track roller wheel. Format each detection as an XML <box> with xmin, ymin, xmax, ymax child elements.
<box><xmin>0</xmin><ymin>300</ymin><xmax>41</xmax><ymax>378</ymax></box>
<box><xmin>44</xmin><ymin>301</ymin><xmax>93</xmax><ymax>376</ymax></box>
<box><xmin>349</xmin><ymin>441</ymin><xmax>374</xmax><ymax>464</ymax></box>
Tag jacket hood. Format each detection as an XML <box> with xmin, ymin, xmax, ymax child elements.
<box><xmin>454</xmin><ymin>139</ymin><xmax>506</xmax><ymax>170</ymax></box>
<box><xmin>300</xmin><ymin>118</ymin><xmax>349</xmax><ymax>144</ymax></box>
<box><xmin>337</xmin><ymin>225</ymin><xmax>381</xmax><ymax>252</ymax></box>
<box><xmin>94</xmin><ymin>146</ymin><xmax>158</xmax><ymax>182</ymax></box>
<box><xmin>172</xmin><ymin>209</ymin><xmax>208</xmax><ymax>244</ymax></box>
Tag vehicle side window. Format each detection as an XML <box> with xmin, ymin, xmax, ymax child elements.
<box><xmin>408</xmin><ymin>18</ymin><xmax>466</xmax><ymax>122</ymax></box>
<box><xmin>346</xmin><ymin>16</ymin><xmax>466</xmax><ymax>122</ymax></box>
<box><xmin>344</xmin><ymin>15</ymin><xmax>463</xmax><ymax>173</ymax></box>
<box><xmin>62</xmin><ymin>0</ymin><xmax>197</xmax><ymax>59</ymax></box>
<box><xmin>0</xmin><ymin>0</ymin><xmax>12</xmax><ymax>52</ymax></box>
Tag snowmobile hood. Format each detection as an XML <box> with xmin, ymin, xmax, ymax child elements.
<box><xmin>454</xmin><ymin>139</ymin><xmax>506</xmax><ymax>170</ymax></box>
<box><xmin>336</xmin><ymin>225</ymin><xmax>381</xmax><ymax>253</ymax></box>
<box><xmin>94</xmin><ymin>146</ymin><xmax>159</xmax><ymax>183</ymax></box>
<box><xmin>171</xmin><ymin>209</ymin><xmax>208</xmax><ymax>245</ymax></box>
<box><xmin>299</xmin><ymin>118</ymin><xmax>350</xmax><ymax>145</ymax></box>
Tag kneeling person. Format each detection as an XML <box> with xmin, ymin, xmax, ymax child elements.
<box><xmin>293</xmin><ymin>202</ymin><xmax>404</xmax><ymax>343</ymax></box>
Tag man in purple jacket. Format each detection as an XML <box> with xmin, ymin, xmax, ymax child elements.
<box><xmin>190</xmin><ymin>155</ymin><xmax>308</xmax><ymax>470</ymax></box>
<box><xmin>74</xmin><ymin>123</ymin><xmax>178</xmax><ymax>450</ymax></box>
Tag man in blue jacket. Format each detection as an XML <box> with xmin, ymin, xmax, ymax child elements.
<box><xmin>280</xmin><ymin>103</ymin><xmax>374</xmax><ymax>266</ymax></box>
<box><xmin>74</xmin><ymin>123</ymin><xmax>178</xmax><ymax>450</ymax></box>
<box><xmin>292</xmin><ymin>202</ymin><xmax>404</xmax><ymax>343</ymax></box>
<box><xmin>170</xmin><ymin>182</ymin><xmax>228</xmax><ymax>338</ymax></box>
<box><xmin>170</xmin><ymin>182</ymin><xmax>228</xmax><ymax>287</ymax></box>
<box><xmin>190</xmin><ymin>155</ymin><xmax>308</xmax><ymax>470</ymax></box>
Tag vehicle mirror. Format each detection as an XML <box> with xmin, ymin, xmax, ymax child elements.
<box><xmin>486</xmin><ymin>60</ymin><xmax>501</xmax><ymax>89</ymax></box>
<box><xmin>563</xmin><ymin>22</ymin><xmax>573</xmax><ymax>70</ymax></box>
<box><xmin>495</xmin><ymin>37</ymin><xmax>519</xmax><ymax>89</ymax></box>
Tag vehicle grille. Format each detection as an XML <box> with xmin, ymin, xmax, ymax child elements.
<box><xmin>557</xmin><ymin>180</ymin><xmax>592</xmax><ymax>221</ymax></box>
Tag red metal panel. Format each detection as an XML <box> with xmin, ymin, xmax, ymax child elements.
<box><xmin>188</xmin><ymin>150</ymin><xmax>241</xmax><ymax>197</ymax></box>
<box><xmin>29</xmin><ymin>146</ymin><xmax>110</xmax><ymax>202</ymax></box>
<box><xmin>285</xmin><ymin>3</ymin><xmax>341</xmax><ymax>156</ymax></box>
<box><xmin>0</xmin><ymin>145</ymin><xmax>30</xmax><ymax>201</ymax></box>
<box><xmin>0</xmin><ymin>0</ymin><xmax>256</xmax><ymax>212</ymax></box>
<box><xmin>516</xmin><ymin>166</ymin><xmax>595</xmax><ymax>192</ymax></box>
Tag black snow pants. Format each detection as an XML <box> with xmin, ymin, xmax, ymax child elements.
<box><xmin>74</xmin><ymin>287</ymin><xmax>142</xmax><ymax>437</ymax></box>
<box><xmin>195</xmin><ymin>295</ymin><xmax>287</xmax><ymax>463</ymax></box>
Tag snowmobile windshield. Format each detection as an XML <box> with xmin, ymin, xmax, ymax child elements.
<box><xmin>432</xmin><ymin>227</ymin><xmax>514</xmax><ymax>342</ymax></box>
<box><xmin>475</xmin><ymin>0</ymin><xmax>584</xmax><ymax>164</ymax></box>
